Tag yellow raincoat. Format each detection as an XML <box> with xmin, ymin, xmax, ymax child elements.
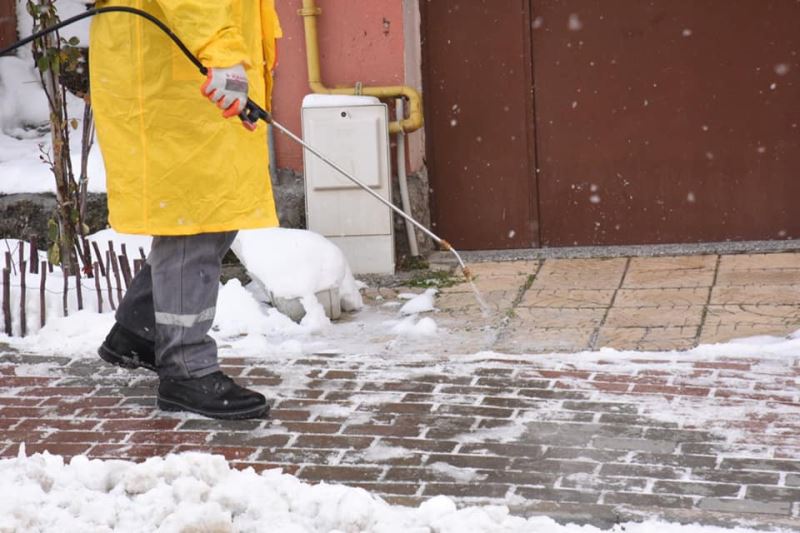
<box><xmin>89</xmin><ymin>0</ymin><xmax>282</xmax><ymax>235</ymax></box>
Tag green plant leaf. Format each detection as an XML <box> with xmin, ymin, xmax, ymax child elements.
<box><xmin>47</xmin><ymin>243</ymin><xmax>60</xmax><ymax>266</ymax></box>
<box><xmin>47</xmin><ymin>218</ymin><xmax>59</xmax><ymax>242</ymax></box>
<box><xmin>36</xmin><ymin>55</ymin><xmax>49</xmax><ymax>73</ymax></box>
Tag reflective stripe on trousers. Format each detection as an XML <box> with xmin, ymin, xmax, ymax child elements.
<box><xmin>115</xmin><ymin>231</ymin><xmax>237</xmax><ymax>379</ymax></box>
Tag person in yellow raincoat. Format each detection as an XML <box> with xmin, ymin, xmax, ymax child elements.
<box><xmin>92</xmin><ymin>0</ymin><xmax>281</xmax><ymax>420</ymax></box>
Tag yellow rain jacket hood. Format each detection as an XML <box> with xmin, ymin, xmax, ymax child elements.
<box><xmin>89</xmin><ymin>0</ymin><xmax>281</xmax><ymax>235</ymax></box>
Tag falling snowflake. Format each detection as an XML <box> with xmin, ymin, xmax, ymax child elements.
<box><xmin>774</xmin><ymin>63</ymin><xmax>790</xmax><ymax>76</ymax></box>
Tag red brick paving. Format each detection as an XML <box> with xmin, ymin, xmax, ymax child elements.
<box><xmin>1</xmin><ymin>347</ymin><xmax>799</xmax><ymax>529</ymax></box>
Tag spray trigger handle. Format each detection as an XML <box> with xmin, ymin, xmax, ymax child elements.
<box><xmin>239</xmin><ymin>99</ymin><xmax>272</xmax><ymax>127</ymax></box>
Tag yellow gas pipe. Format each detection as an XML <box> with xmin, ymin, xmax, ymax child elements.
<box><xmin>298</xmin><ymin>0</ymin><xmax>424</xmax><ymax>134</ymax></box>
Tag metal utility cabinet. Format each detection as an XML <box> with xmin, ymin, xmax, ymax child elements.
<box><xmin>302</xmin><ymin>95</ymin><xmax>394</xmax><ymax>275</ymax></box>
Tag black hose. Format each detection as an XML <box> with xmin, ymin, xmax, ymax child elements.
<box><xmin>1</xmin><ymin>7</ymin><xmax>204</xmax><ymax>72</ymax></box>
<box><xmin>0</xmin><ymin>6</ymin><xmax>271</xmax><ymax>124</ymax></box>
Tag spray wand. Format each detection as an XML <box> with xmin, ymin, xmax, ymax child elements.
<box><xmin>0</xmin><ymin>6</ymin><xmax>472</xmax><ymax>280</ymax></box>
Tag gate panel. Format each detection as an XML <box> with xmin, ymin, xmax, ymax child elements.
<box><xmin>533</xmin><ymin>0</ymin><xmax>800</xmax><ymax>246</ymax></box>
<box><xmin>421</xmin><ymin>0</ymin><xmax>539</xmax><ymax>250</ymax></box>
<box><xmin>0</xmin><ymin>4</ymin><xmax>16</xmax><ymax>49</ymax></box>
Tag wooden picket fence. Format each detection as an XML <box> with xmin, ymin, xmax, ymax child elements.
<box><xmin>1</xmin><ymin>238</ymin><xmax>147</xmax><ymax>337</ymax></box>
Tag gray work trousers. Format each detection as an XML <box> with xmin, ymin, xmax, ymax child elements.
<box><xmin>115</xmin><ymin>231</ymin><xmax>237</xmax><ymax>379</ymax></box>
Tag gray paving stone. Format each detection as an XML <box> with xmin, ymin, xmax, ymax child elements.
<box><xmin>689</xmin><ymin>469</ymin><xmax>782</xmax><ymax>486</ymax></box>
<box><xmin>508</xmin><ymin>500</ymin><xmax>620</xmax><ymax>528</ymax></box>
<box><xmin>653</xmin><ymin>480</ymin><xmax>741</xmax><ymax>498</ymax></box>
<box><xmin>458</xmin><ymin>442</ymin><xmax>545</xmax><ymax>458</ymax></box>
<box><xmin>698</xmin><ymin>498</ymin><xmax>792</xmax><ymax>516</ymax></box>
<box><xmin>600</xmin><ymin>463</ymin><xmax>685</xmax><ymax>480</ymax></box>
<box><xmin>512</xmin><ymin>458</ymin><xmax>598</xmax><ymax>475</ymax></box>
<box><xmin>603</xmin><ymin>492</ymin><xmax>695</xmax><ymax>509</ymax></box>
<box><xmin>209</xmin><ymin>432</ymin><xmax>291</xmax><ymax>448</ymax></box>
<box><xmin>514</xmin><ymin>487</ymin><xmax>600</xmax><ymax>504</ymax></box>
<box><xmin>476</xmin><ymin>377</ymin><xmax>551</xmax><ymax>389</ymax></box>
<box><xmin>593</xmin><ymin>437</ymin><xmax>676</xmax><ymax>454</ymax></box>
<box><xmin>2</xmin><ymin>354</ymin><xmax>69</xmax><ymax>365</ymax></box>
<box><xmin>518</xmin><ymin>423</ymin><xmax>598</xmax><ymax>447</ymax></box>
<box><xmin>257</xmin><ymin>448</ymin><xmax>340</xmax><ymax>465</ymax></box>
<box><xmin>720</xmin><ymin>458</ymin><xmax>800</xmax><ymax>473</ymax></box>
<box><xmin>423</xmin><ymin>482</ymin><xmax>511</xmax><ymax>499</ymax></box>
<box><xmin>786</xmin><ymin>473</ymin><xmax>800</xmax><ymax>487</ymax></box>
<box><xmin>178</xmin><ymin>419</ymin><xmax>265</xmax><ymax>432</ymax></box>
<box><xmin>745</xmin><ymin>486</ymin><xmax>800</xmax><ymax>502</ymax></box>
<box><xmin>482</xmin><ymin>469</ymin><xmax>557</xmax><ymax>486</ymax></box>
<box><xmin>542</xmin><ymin>446</ymin><xmax>630</xmax><ymax>463</ymax></box>
<box><xmin>426</xmin><ymin>453</ymin><xmax>511</xmax><ymax>470</ymax></box>
<box><xmin>560</xmin><ymin>474</ymin><xmax>648</xmax><ymax>493</ymax></box>
<box><xmin>597</xmin><ymin>413</ymin><xmax>680</xmax><ymax>428</ymax></box>
<box><xmin>645</xmin><ymin>428</ymin><xmax>722</xmax><ymax>444</ymax></box>
<box><xmin>521</xmin><ymin>422</ymin><xmax>644</xmax><ymax>448</ymax></box>
<box><xmin>517</xmin><ymin>389</ymin><xmax>590</xmax><ymax>400</ymax></box>
<box><xmin>298</xmin><ymin>465</ymin><xmax>385</xmax><ymax>483</ymax></box>
<box><xmin>681</xmin><ymin>442</ymin><xmax>775</xmax><ymax>459</ymax></box>
<box><xmin>562</xmin><ymin>401</ymin><xmax>639</xmax><ymax>414</ymax></box>
<box><xmin>630</xmin><ymin>453</ymin><xmax>718</xmax><ymax>470</ymax></box>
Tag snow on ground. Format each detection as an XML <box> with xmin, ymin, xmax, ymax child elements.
<box><xmin>232</xmin><ymin>228</ymin><xmax>364</xmax><ymax>332</ymax></box>
<box><xmin>1</xmin><ymin>449</ymin><xmax>793</xmax><ymax>533</ymax></box>
<box><xmin>399</xmin><ymin>288</ymin><xmax>437</xmax><ymax>315</ymax></box>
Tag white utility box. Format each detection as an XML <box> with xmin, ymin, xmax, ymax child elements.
<box><xmin>301</xmin><ymin>95</ymin><xmax>394</xmax><ymax>275</ymax></box>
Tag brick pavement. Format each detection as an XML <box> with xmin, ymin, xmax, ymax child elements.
<box><xmin>1</xmin><ymin>251</ymin><xmax>799</xmax><ymax>529</ymax></box>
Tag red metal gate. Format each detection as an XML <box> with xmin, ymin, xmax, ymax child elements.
<box><xmin>421</xmin><ymin>0</ymin><xmax>540</xmax><ymax>250</ymax></box>
<box><xmin>0</xmin><ymin>3</ymin><xmax>16</xmax><ymax>49</ymax></box>
<box><xmin>422</xmin><ymin>0</ymin><xmax>800</xmax><ymax>249</ymax></box>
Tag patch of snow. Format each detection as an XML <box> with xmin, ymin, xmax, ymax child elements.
<box><xmin>399</xmin><ymin>288</ymin><xmax>437</xmax><ymax>315</ymax></box>
<box><xmin>361</xmin><ymin>444</ymin><xmax>412</xmax><ymax>462</ymax></box>
<box><xmin>390</xmin><ymin>316</ymin><xmax>438</xmax><ymax>337</ymax></box>
<box><xmin>232</xmin><ymin>228</ymin><xmax>363</xmax><ymax>322</ymax></box>
<box><xmin>0</xmin><ymin>451</ymin><xmax>791</xmax><ymax>533</ymax></box>
<box><xmin>429</xmin><ymin>462</ymin><xmax>486</xmax><ymax>483</ymax></box>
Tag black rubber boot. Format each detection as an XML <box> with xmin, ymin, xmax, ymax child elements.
<box><xmin>157</xmin><ymin>371</ymin><xmax>269</xmax><ymax>420</ymax></box>
<box><xmin>97</xmin><ymin>323</ymin><xmax>157</xmax><ymax>372</ymax></box>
